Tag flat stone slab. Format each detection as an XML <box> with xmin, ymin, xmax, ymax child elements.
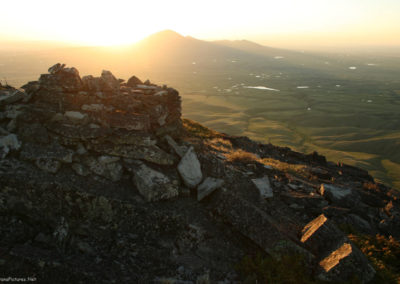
<box><xmin>216</xmin><ymin>192</ymin><xmax>312</xmax><ymax>259</ymax></box>
<box><xmin>251</xmin><ymin>176</ymin><xmax>273</xmax><ymax>198</ymax></box>
<box><xmin>90</xmin><ymin>143</ymin><xmax>175</xmax><ymax>166</ymax></box>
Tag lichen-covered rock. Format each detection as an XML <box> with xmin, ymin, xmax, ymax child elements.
<box><xmin>20</xmin><ymin>142</ymin><xmax>73</xmax><ymax>164</ymax></box>
<box><xmin>133</xmin><ymin>162</ymin><xmax>179</xmax><ymax>201</ymax></box>
<box><xmin>84</xmin><ymin>156</ymin><xmax>123</xmax><ymax>182</ymax></box>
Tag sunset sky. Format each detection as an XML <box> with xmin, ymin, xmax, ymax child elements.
<box><xmin>1</xmin><ymin>0</ymin><xmax>399</xmax><ymax>48</ymax></box>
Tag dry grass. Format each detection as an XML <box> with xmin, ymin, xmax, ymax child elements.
<box><xmin>183</xmin><ymin>118</ymin><xmax>220</xmax><ymax>139</ymax></box>
<box><xmin>225</xmin><ymin>149</ymin><xmax>260</xmax><ymax>163</ymax></box>
<box><xmin>261</xmin><ymin>157</ymin><xmax>307</xmax><ymax>175</ymax></box>
<box><xmin>348</xmin><ymin>233</ymin><xmax>400</xmax><ymax>283</ymax></box>
<box><xmin>205</xmin><ymin>137</ymin><xmax>233</xmax><ymax>153</ymax></box>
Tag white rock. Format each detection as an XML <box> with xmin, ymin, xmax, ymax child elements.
<box><xmin>251</xmin><ymin>176</ymin><xmax>273</xmax><ymax>198</ymax></box>
<box><xmin>81</xmin><ymin>104</ymin><xmax>104</xmax><ymax>112</ymax></box>
<box><xmin>136</xmin><ymin>84</ymin><xmax>158</xmax><ymax>90</ymax></box>
<box><xmin>65</xmin><ymin>111</ymin><xmax>87</xmax><ymax>123</ymax></box>
<box><xmin>177</xmin><ymin>147</ymin><xmax>203</xmax><ymax>189</ymax></box>
<box><xmin>197</xmin><ymin>177</ymin><xmax>224</xmax><ymax>201</ymax></box>
<box><xmin>154</xmin><ymin>90</ymin><xmax>168</xmax><ymax>96</ymax></box>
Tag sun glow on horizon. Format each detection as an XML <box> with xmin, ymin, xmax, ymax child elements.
<box><xmin>1</xmin><ymin>0</ymin><xmax>400</xmax><ymax>48</ymax></box>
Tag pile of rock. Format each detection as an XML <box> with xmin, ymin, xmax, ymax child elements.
<box><xmin>0</xmin><ymin>63</ymin><xmax>222</xmax><ymax>202</ymax></box>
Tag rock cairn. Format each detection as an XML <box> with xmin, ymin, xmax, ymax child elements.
<box><xmin>0</xmin><ymin>63</ymin><xmax>208</xmax><ymax>201</ymax></box>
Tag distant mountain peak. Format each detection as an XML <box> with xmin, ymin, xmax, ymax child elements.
<box><xmin>144</xmin><ymin>29</ymin><xmax>185</xmax><ymax>42</ymax></box>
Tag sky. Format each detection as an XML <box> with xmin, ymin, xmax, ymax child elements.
<box><xmin>1</xmin><ymin>0</ymin><xmax>400</xmax><ymax>49</ymax></box>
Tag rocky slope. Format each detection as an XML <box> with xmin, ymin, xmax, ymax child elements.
<box><xmin>0</xmin><ymin>64</ymin><xmax>399</xmax><ymax>283</ymax></box>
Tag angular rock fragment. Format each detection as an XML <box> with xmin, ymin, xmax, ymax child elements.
<box><xmin>197</xmin><ymin>177</ymin><xmax>224</xmax><ymax>201</ymax></box>
<box><xmin>127</xmin><ymin>75</ymin><xmax>143</xmax><ymax>87</ymax></box>
<box><xmin>133</xmin><ymin>162</ymin><xmax>179</xmax><ymax>202</ymax></box>
<box><xmin>251</xmin><ymin>176</ymin><xmax>273</xmax><ymax>198</ymax></box>
<box><xmin>100</xmin><ymin>70</ymin><xmax>120</xmax><ymax>91</ymax></box>
<box><xmin>48</xmin><ymin>63</ymin><xmax>65</xmax><ymax>74</ymax></box>
<box><xmin>164</xmin><ymin>135</ymin><xmax>185</xmax><ymax>158</ymax></box>
<box><xmin>178</xmin><ymin>147</ymin><xmax>203</xmax><ymax>188</ymax></box>
<box><xmin>0</xmin><ymin>134</ymin><xmax>21</xmax><ymax>158</ymax></box>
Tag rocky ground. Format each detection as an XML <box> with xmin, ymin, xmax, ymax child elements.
<box><xmin>0</xmin><ymin>64</ymin><xmax>399</xmax><ymax>283</ymax></box>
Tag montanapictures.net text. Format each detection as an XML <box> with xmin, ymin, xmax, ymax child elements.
<box><xmin>0</xmin><ymin>277</ymin><xmax>37</xmax><ymax>282</ymax></box>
